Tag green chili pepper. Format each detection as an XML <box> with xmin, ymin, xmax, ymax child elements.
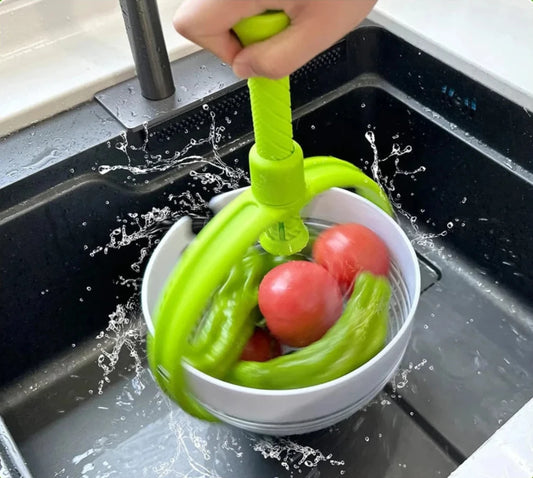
<box><xmin>185</xmin><ymin>247</ymin><xmax>301</xmax><ymax>378</ymax></box>
<box><xmin>225</xmin><ymin>272</ymin><xmax>391</xmax><ymax>389</ymax></box>
<box><xmin>186</xmin><ymin>247</ymin><xmax>266</xmax><ymax>378</ymax></box>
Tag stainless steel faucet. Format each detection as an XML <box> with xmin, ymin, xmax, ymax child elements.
<box><xmin>96</xmin><ymin>0</ymin><xmax>236</xmax><ymax>131</ymax></box>
<box><xmin>119</xmin><ymin>0</ymin><xmax>175</xmax><ymax>100</ymax></box>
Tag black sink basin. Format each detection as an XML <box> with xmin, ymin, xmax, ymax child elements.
<box><xmin>0</xmin><ymin>22</ymin><xmax>532</xmax><ymax>477</ymax></box>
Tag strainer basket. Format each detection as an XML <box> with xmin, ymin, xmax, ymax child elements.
<box><xmin>142</xmin><ymin>187</ymin><xmax>420</xmax><ymax>435</ymax></box>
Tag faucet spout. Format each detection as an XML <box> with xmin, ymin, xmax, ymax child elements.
<box><xmin>119</xmin><ymin>0</ymin><xmax>175</xmax><ymax>100</ymax></box>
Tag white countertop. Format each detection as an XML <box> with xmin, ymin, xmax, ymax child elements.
<box><xmin>369</xmin><ymin>0</ymin><xmax>533</xmax><ymax>113</ymax></box>
<box><xmin>0</xmin><ymin>0</ymin><xmax>199</xmax><ymax>136</ymax></box>
<box><xmin>449</xmin><ymin>397</ymin><xmax>533</xmax><ymax>478</ymax></box>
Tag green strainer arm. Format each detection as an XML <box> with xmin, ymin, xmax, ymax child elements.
<box><xmin>303</xmin><ymin>156</ymin><xmax>394</xmax><ymax>216</ymax></box>
<box><xmin>149</xmin><ymin>191</ymin><xmax>291</xmax><ymax>420</ymax></box>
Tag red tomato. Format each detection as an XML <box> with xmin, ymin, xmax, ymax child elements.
<box><xmin>312</xmin><ymin>223</ymin><xmax>390</xmax><ymax>293</ymax></box>
<box><xmin>240</xmin><ymin>327</ymin><xmax>282</xmax><ymax>362</ymax></box>
<box><xmin>258</xmin><ymin>261</ymin><xmax>343</xmax><ymax>348</ymax></box>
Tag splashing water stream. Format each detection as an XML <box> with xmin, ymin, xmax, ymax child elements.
<box><xmin>364</xmin><ymin>130</ymin><xmax>449</xmax><ymax>251</ymax></box>
<box><xmin>98</xmin><ymin>109</ymin><xmax>248</xmax><ymax>194</ymax></box>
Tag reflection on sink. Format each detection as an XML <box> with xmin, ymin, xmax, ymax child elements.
<box><xmin>0</xmin><ymin>22</ymin><xmax>532</xmax><ymax>477</ymax></box>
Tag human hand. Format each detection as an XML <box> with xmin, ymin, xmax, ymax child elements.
<box><xmin>173</xmin><ymin>0</ymin><xmax>377</xmax><ymax>79</ymax></box>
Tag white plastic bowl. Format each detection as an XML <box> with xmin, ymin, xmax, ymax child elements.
<box><xmin>142</xmin><ymin>188</ymin><xmax>421</xmax><ymax>435</ymax></box>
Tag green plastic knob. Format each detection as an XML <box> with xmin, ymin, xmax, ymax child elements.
<box><xmin>233</xmin><ymin>11</ymin><xmax>290</xmax><ymax>46</ymax></box>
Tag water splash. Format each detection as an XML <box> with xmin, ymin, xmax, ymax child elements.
<box><xmin>364</xmin><ymin>130</ymin><xmax>449</xmax><ymax>250</ymax></box>
<box><xmin>251</xmin><ymin>436</ymin><xmax>344</xmax><ymax>472</ymax></box>
<box><xmin>147</xmin><ymin>408</ymin><xmax>220</xmax><ymax>478</ymax></box>
<box><xmin>90</xmin><ymin>106</ymin><xmax>254</xmax><ymax>400</ymax></box>
<box><xmin>90</xmin><ymin>206</ymin><xmax>184</xmax><ymax>273</ymax></box>
<box><xmin>89</xmin><ymin>191</ymin><xmax>219</xmax><ymax>398</ymax></box>
<box><xmin>95</xmin><ymin>294</ymin><xmax>145</xmax><ymax>395</ymax></box>
<box><xmin>390</xmin><ymin>359</ymin><xmax>429</xmax><ymax>393</ymax></box>
<box><xmin>98</xmin><ymin>108</ymin><xmax>248</xmax><ymax>193</ymax></box>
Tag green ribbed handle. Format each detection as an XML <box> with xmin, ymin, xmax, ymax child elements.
<box><xmin>233</xmin><ymin>12</ymin><xmax>308</xmax><ymax>255</ymax></box>
<box><xmin>248</xmin><ymin>77</ymin><xmax>293</xmax><ymax>160</ymax></box>
<box><xmin>233</xmin><ymin>11</ymin><xmax>293</xmax><ymax>160</ymax></box>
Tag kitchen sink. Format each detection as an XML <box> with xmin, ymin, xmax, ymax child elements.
<box><xmin>0</xmin><ymin>22</ymin><xmax>532</xmax><ymax>477</ymax></box>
